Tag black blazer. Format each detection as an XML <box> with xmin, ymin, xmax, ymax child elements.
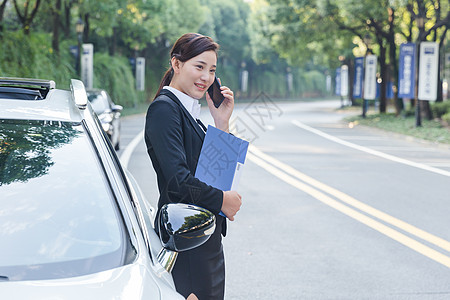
<box><xmin>145</xmin><ymin>89</ymin><xmax>226</xmax><ymax>234</ymax></box>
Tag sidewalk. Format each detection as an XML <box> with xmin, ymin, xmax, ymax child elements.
<box><xmin>323</xmin><ymin>118</ymin><xmax>450</xmax><ymax>173</ymax></box>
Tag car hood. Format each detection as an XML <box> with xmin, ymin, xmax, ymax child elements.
<box><xmin>0</xmin><ymin>263</ymin><xmax>184</xmax><ymax>300</ymax></box>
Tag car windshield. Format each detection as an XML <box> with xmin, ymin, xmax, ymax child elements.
<box><xmin>87</xmin><ymin>92</ymin><xmax>109</xmax><ymax>114</ymax></box>
<box><xmin>0</xmin><ymin>119</ymin><xmax>133</xmax><ymax>281</ymax></box>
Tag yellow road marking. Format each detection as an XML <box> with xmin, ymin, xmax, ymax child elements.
<box><xmin>249</xmin><ymin>144</ymin><xmax>450</xmax><ymax>253</ymax></box>
<box><xmin>247</xmin><ymin>149</ymin><xmax>450</xmax><ymax>268</ymax></box>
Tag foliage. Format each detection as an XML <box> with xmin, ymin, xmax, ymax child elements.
<box><xmin>110</xmin><ymin>0</ymin><xmax>205</xmax><ymax>50</ymax></box>
<box><xmin>301</xmin><ymin>70</ymin><xmax>326</xmax><ymax>96</ymax></box>
<box><xmin>6</xmin><ymin>0</ymin><xmax>435</xmax><ymax>106</ymax></box>
<box><xmin>199</xmin><ymin>0</ymin><xmax>251</xmax><ymax>67</ymax></box>
<box><xmin>255</xmin><ymin>0</ymin><xmax>449</xmax><ymax>114</ymax></box>
<box><xmin>0</xmin><ymin>30</ymin><xmax>75</xmax><ymax>88</ymax></box>
<box><xmin>431</xmin><ymin>101</ymin><xmax>450</xmax><ymax>118</ymax></box>
<box><xmin>249</xmin><ymin>0</ymin><xmax>354</xmax><ymax>69</ymax></box>
<box><xmin>11</xmin><ymin>0</ymin><xmax>42</xmax><ymax>34</ymax></box>
<box><xmin>93</xmin><ymin>53</ymin><xmax>140</xmax><ymax>107</ymax></box>
<box><xmin>442</xmin><ymin>112</ymin><xmax>450</xmax><ymax>124</ymax></box>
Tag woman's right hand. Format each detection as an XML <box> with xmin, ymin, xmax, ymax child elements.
<box><xmin>206</xmin><ymin>79</ymin><xmax>234</xmax><ymax>133</ymax></box>
<box><xmin>221</xmin><ymin>191</ymin><xmax>242</xmax><ymax>221</ymax></box>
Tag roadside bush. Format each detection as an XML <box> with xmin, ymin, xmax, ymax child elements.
<box><xmin>93</xmin><ymin>53</ymin><xmax>141</xmax><ymax>107</ymax></box>
<box><xmin>442</xmin><ymin>112</ymin><xmax>450</xmax><ymax>124</ymax></box>
<box><xmin>251</xmin><ymin>69</ymin><xmax>285</xmax><ymax>98</ymax></box>
<box><xmin>218</xmin><ymin>63</ymin><xmax>240</xmax><ymax>94</ymax></box>
<box><xmin>0</xmin><ymin>30</ymin><xmax>330</xmax><ymax>107</ymax></box>
<box><xmin>291</xmin><ymin>69</ymin><xmax>326</xmax><ymax>98</ymax></box>
<box><xmin>431</xmin><ymin>101</ymin><xmax>450</xmax><ymax>118</ymax></box>
<box><xmin>302</xmin><ymin>70</ymin><xmax>325</xmax><ymax>97</ymax></box>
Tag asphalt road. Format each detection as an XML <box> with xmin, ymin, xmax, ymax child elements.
<box><xmin>117</xmin><ymin>99</ymin><xmax>450</xmax><ymax>299</ymax></box>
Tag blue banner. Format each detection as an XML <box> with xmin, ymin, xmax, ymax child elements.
<box><xmin>398</xmin><ymin>43</ymin><xmax>416</xmax><ymax>99</ymax></box>
<box><xmin>374</xmin><ymin>81</ymin><xmax>394</xmax><ymax>99</ymax></box>
<box><xmin>387</xmin><ymin>81</ymin><xmax>394</xmax><ymax>99</ymax></box>
<box><xmin>353</xmin><ymin>57</ymin><xmax>364</xmax><ymax>99</ymax></box>
<box><xmin>335</xmin><ymin>68</ymin><xmax>341</xmax><ymax>96</ymax></box>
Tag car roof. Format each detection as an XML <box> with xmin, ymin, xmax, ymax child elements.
<box><xmin>0</xmin><ymin>77</ymin><xmax>88</xmax><ymax>123</ymax></box>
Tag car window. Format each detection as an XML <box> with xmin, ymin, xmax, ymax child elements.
<box><xmin>87</xmin><ymin>92</ymin><xmax>109</xmax><ymax>114</ymax></box>
<box><xmin>0</xmin><ymin>119</ymin><xmax>132</xmax><ymax>281</ymax></box>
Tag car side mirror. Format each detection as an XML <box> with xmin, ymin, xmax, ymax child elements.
<box><xmin>157</xmin><ymin>203</ymin><xmax>216</xmax><ymax>273</ymax></box>
<box><xmin>112</xmin><ymin>104</ymin><xmax>123</xmax><ymax>113</ymax></box>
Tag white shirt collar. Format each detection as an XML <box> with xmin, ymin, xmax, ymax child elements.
<box><xmin>163</xmin><ymin>86</ymin><xmax>201</xmax><ymax>120</ymax></box>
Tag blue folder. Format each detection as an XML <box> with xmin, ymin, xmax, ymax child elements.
<box><xmin>195</xmin><ymin>125</ymin><xmax>249</xmax><ymax>217</ymax></box>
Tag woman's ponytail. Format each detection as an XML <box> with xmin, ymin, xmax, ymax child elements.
<box><xmin>154</xmin><ymin>67</ymin><xmax>174</xmax><ymax>100</ymax></box>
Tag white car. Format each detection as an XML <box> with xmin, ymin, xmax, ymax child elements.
<box><xmin>0</xmin><ymin>77</ymin><xmax>215</xmax><ymax>299</ymax></box>
<box><xmin>86</xmin><ymin>88</ymin><xmax>122</xmax><ymax>150</ymax></box>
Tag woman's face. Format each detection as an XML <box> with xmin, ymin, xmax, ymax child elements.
<box><xmin>170</xmin><ymin>50</ymin><xmax>217</xmax><ymax>99</ymax></box>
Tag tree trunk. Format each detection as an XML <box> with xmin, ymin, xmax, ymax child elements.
<box><xmin>388</xmin><ymin>8</ymin><xmax>402</xmax><ymax>114</ymax></box>
<box><xmin>347</xmin><ymin>58</ymin><xmax>355</xmax><ymax>106</ymax></box>
<box><xmin>422</xmin><ymin>101</ymin><xmax>433</xmax><ymax>120</ymax></box>
<box><xmin>377</xmin><ymin>37</ymin><xmax>387</xmax><ymax>113</ymax></box>
<box><xmin>0</xmin><ymin>0</ymin><xmax>7</xmax><ymax>34</ymax></box>
<box><xmin>62</xmin><ymin>0</ymin><xmax>73</xmax><ymax>37</ymax></box>
<box><xmin>436</xmin><ymin>28</ymin><xmax>447</xmax><ymax>102</ymax></box>
<box><xmin>83</xmin><ymin>13</ymin><xmax>89</xmax><ymax>42</ymax></box>
<box><xmin>109</xmin><ymin>27</ymin><xmax>117</xmax><ymax>56</ymax></box>
<box><xmin>51</xmin><ymin>0</ymin><xmax>61</xmax><ymax>55</ymax></box>
<box><xmin>386</xmin><ymin>53</ymin><xmax>403</xmax><ymax>115</ymax></box>
<box><xmin>247</xmin><ymin>61</ymin><xmax>254</xmax><ymax>98</ymax></box>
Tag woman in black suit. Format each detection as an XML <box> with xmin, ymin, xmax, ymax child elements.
<box><xmin>144</xmin><ymin>33</ymin><xmax>242</xmax><ymax>299</ymax></box>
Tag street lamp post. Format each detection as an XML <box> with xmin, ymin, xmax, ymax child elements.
<box><xmin>75</xmin><ymin>18</ymin><xmax>84</xmax><ymax>78</ymax></box>
<box><xmin>415</xmin><ymin>15</ymin><xmax>425</xmax><ymax>127</ymax></box>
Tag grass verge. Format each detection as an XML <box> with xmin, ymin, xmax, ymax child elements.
<box><xmin>122</xmin><ymin>102</ymin><xmax>150</xmax><ymax>117</ymax></box>
<box><xmin>346</xmin><ymin>113</ymin><xmax>450</xmax><ymax>145</ymax></box>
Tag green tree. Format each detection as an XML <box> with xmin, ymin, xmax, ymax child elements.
<box><xmin>199</xmin><ymin>0</ymin><xmax>250</xmax><ymax>66</ymax></box>
<box><xmin>339</xmin><ymin>0</ymin><xmax>394</xmax><ymax>112</ymax></box>
<box><xmin>267</xmin><ymin>0</ymin><xmax>349</xmax><ymax>66</ymax></box>
<box><xmin>12</xmin><ymin>0</ymin><xmax>41</xmax><ymax>34</ymax></box>
<box><xmin>197</xmin><ymin>0</ymin><xmax>251</xmax><ymax>92</ymax></box>
<box><xmin>77</xmin><ymin>0</ymin><xmax>125</xmax><ymax>49</ymax></box>
<box><xmin>408</xmin><ymin>0</ymin><xmax>449</xmax><ymax>106</ymax></box>
<box><xmin>253</xmin><ymin>0</ymin><xmax>448</xmax><ymax>111</ymax></box>
<box><xmin>139</xmin><ymin>0</ymin><xmax>206</xmax><ymax>96</ymax></box>
<box><xmin>248</xmin><ymin>0</ymin><xmax>351</xmax><ymax>98</ymax></box>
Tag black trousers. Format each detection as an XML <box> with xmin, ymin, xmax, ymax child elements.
<box><xmin>172</xmin><ymin>216</ymin><xmax>226</xmax><ymax>300</ymax></box>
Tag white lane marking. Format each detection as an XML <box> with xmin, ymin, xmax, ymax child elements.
<box><xmin>249</xmin><ymin>144</ymin><xmax>450</xmax><ymax>253</ymax></box>
<box><xmin>292</xmin><ymin>120</ymin><xmax>450</xmax><ymax>177</ymax></box>
<box><xmin>428</xmin><ymin>163</ymin><xmax>450</xmax><ymax>168</ymax></box>
<box><xmin>370</xmin><ymin>147</ymin><xmax>439</xmax><ymax>152</ymax></box>
<box><xmin>120</xmin><ymin>130</ymin><xmax>144</xmax><ymax>168</ymax></box>
<box><xmin>336</xmin><ymin>136</ymin><xmax>389</xmax><ymax>141</ymax></box>
<box><xmin>247</xmin><ymin>150</ymin><xmax>450</xmax><ymax>268</ymax></box>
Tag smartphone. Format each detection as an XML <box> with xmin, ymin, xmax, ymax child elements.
<box><xmin>207</xmin><ymin>76</ymin><xmax>224</xmax><ymax>108</ymax></box>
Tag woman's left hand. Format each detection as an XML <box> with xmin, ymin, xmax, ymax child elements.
<box><xmin>206</xmin><ymin>79</ymin><xmax>234</xmax><ymax>133</ymax></box>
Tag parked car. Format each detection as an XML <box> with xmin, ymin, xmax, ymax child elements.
<box><xmin>86</xmin><ymin>89</ymin><xmax>122</xmax><ymax>150</ymax></box>
<box><xmin>0</xmin><ymin>77</ymin><xmax>215</xmax><ymax>299</ymax></box>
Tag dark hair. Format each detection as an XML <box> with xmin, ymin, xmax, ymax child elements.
<box><xmin>154</xmin><ymin>33</ymin><xmax>219</xmax><ymax>99</ymax></box>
